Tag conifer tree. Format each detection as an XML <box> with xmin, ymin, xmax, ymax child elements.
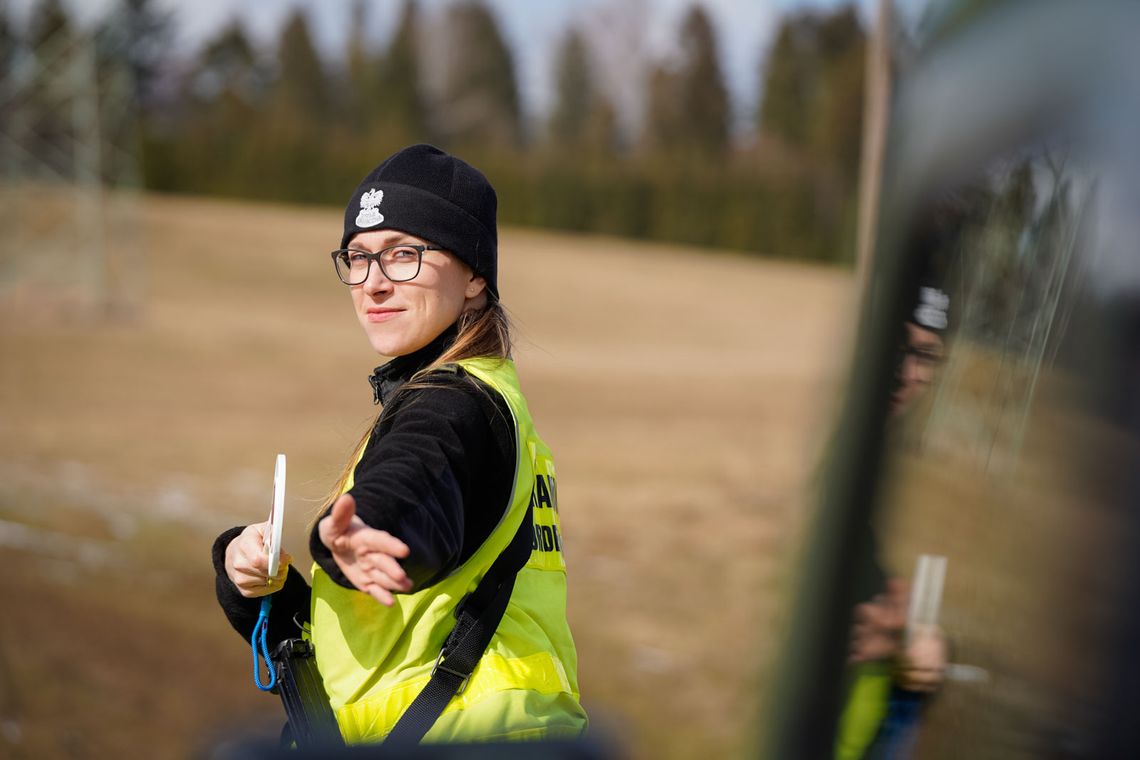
<box><xmin>548</xmin><ymin>28</ymin><xmax>592</xmax><ymax>149</ymax></box>
<box><xmin>115</xmin><ymin>0</ymin><xmax>172</xmax><ymax>112</ymax></box>
<box><xmin>643</xmin><ymin>63</ymin><xmax>681</xmax><ymax>155</ymax></box>
<box><xmin>758</xmin><ymin>4</ymin><xmax>865</xmax><ymax>181</ymax></box>
<box><xmin>677</xmin><ymin>5</ymin><xmax>729</xmax><ymax>157</ymax></box>
<box><xmin>438</xmin><ymin>0</ymin><xmax>520</xmax><ymax>149</ymax></box>
<box><xmin>547</xmin><ymin>27</ymin><xmax>618</xmax><ymax>158</ymax></box>
<box><xmin>758</xmin><ymin>13</ymin><xmax>818</xmax><ymax>149</ymax></box>
<box><xmin>28</xmin><ymin>0</ymin><xmax>70</xmax><ymax>51</ymax></box>
<box><xmin>345</xmin><ymin>0</ymin><xmax>373</xmax><ymax>123</ymax></box>
<box><xmin>377</xmin><ymin>0</ymin><xmax>428</xmax><ymax>141</ymax></box>
<box><xmin>0</xmin><ymin>0</ymin><xmax>15</xmax><ymax>73</ymax></box>
<box><xmin>644</xmin><ymin>4</ymin><xmax>730</xmax><ymax>159</ymax></box>
<box><xmin>274</xmin><ymin>9</ymin><xmax>327</xmax><ymax>120</ymax></box>
<box><xmin>0</xmin><ymin>0</ymin><xmax>15</xmax><ymax>139</ymax></box>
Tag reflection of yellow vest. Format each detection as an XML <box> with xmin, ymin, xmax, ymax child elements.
<box><xmin>835</xmin><ymin>662</ymin><xmax>891</xmax><ymax>760</ymax></box>
<box><xmin>311</xmin><ymin>357</ymin><xmax>587</xmax><ymax>744</ymax></box>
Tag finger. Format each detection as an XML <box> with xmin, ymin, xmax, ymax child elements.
<box><xmin>353</xmin><ymin>529</ymin><xmax>410</xmax><ymax>558</ymax></box>
<box><xmin>233</xmin><ymin>569</ymin><xmax>271</xmax><ymax>589</ymax></box>
<box><xmin>318</xmin><ymin>495</ymin><xmax>357</xmax><ymax>550</ymax></box>
<box><xmin>237</xmin><ymin>586</ymin><xmax>270</xmax><ymax>599</ymax></box>
<box><xmin>235</xmin><ymin>576</ymin><xmax>272</xmax><ymax>598</ymax></box>
<box><xmin>237</xmin><ymin>539</ymin><xmax>270</xmax><ymax>571</ymax></box>
<box><xmin>232</xmin><ymin>546</ymin><xmax>267</xmax><ymax>576</ymax></box>
<box><xmin>240</xmin><ymin>550</ymin><xmax>269</xmax><ymax>576</ymax></box>
<box><xmin>886</xmin><ymin>578</ymin><xmax>909</xmax><ymax>611</ymax></box>
<box><xmin>363</xmin><ymin>584</ymin><xmax>395</xmax><ymax>607</ymax></box>
<box><xmin>360</xmin><ymin>552</ymin><xmax>410</xmax><ymax>587</ymax></box>
<box><xmin>246</xmin><ymin>523</ymin><xmax>270</xmax><ymax>555</ymax></box>
<box><xmin>363</xmin><ymin>568</ymin><xmax>397</xmax><ymax>590</ymax></box>
<box><xmin>366</xmin><ymin>567</ymin><xmax>414</xmax><ymax>593</ymax></box>
<box><xmin>363</xmin><ymin>564</ymin><xmax>408</xmax><ymax>592</ymax></box>
<box><xmin>329</xmin><ymin>493</ymin><xmax>357</xmax><ymax>535</ymax></box>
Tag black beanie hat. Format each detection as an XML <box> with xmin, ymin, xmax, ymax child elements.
<box><xmin>340</xmin><ymin>144</ymin><xmax>499</xmax><ymax>297</ymax></box>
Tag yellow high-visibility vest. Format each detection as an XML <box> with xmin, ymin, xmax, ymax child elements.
<box><xmin>835</xmin><ymin>661</ymin><xmax>892</xmax><ymax>759</ymax></box>
<box><xmin>310</xmin><ymin>357</ymin><xmax>587</xmax><ymax>743</ymax></box>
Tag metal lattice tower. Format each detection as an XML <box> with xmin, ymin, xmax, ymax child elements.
<box><xmin>921</xmin><ymin>150</ymin><xmax>1092</xmax><ymax>475</ymax></box>
<box><xmin>0</xmin><ymin>10</ymin><xmax>143</xmax><ymax>320</ymax></box>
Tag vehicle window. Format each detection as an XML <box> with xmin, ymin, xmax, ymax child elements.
<box><xmin>868</xmin><ymin>140</ymin><xmax>1137</xmax><ymax>756</ymax></box>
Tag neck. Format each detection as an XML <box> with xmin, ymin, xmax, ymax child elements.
<box><xmin>369</xmin><ymin>323</ymin><xmax>459</xmax><ymax>405</ymax></box>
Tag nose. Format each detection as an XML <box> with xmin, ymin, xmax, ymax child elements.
<box><xmin>917</xmin><ymin>362</ymin><xmax>935</xmax><ymax>385</ymax></box>
<box><xmin>902</xmin><ymin>355</ymin><xmax>923</xmax><ymax>385</ymax></box>
<box><xmin>361</xmin><ymin>259</ymin><xmax>394</xmax><ymax>296</ymax></box>
<box><xmin>903</xmin><ymin>355</ymin><xmax>933</xmax><ymax>386</ymax></box>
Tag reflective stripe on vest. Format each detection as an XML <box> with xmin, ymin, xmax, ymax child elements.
<box><xmin>310</xmin><ymin>357</ymin><xmax>586</xmax><ymax>744</ymax></box>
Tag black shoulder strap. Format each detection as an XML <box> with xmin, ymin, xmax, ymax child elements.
<box><xmin>384</xmin><ymin>501</ymin><xmax>535</xmax><ymax>745</ymax></box>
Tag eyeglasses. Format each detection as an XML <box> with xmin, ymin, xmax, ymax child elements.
<box><xmin>330</xmin><ymin>245</ymin><xmax>442</xmax><ymax>285</ymax></box>
<box><xmin>902</xmin><ymin>344</ymin><xmax>945</xmax><ymax>368</ymax></box>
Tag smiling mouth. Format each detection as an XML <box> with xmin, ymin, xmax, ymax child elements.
<box><xmin>366</xmin><ymin>308</ymin><xmax>403</xmax><ymax>322</ymax></box>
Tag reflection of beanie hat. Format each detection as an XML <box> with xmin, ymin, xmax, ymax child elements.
<box><xmin>913</xmin><ymin>285</ymin><xmax>950</xmax><ymax>333</ymax></box>
<box><xmin>340</xmin><ymin>144</ymin><xmax>499</xmax><ymax>297</ymax></box>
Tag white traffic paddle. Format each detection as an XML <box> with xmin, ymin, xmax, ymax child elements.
<box><xmin>252</xmin><ymin>454</ymin><xmax>287</xmax><ymax>691</ymax></box>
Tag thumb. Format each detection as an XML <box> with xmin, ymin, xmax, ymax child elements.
<box><xmin>328</xmin><ymin>493</ymin><xmax>357</xmax><ymax>537</ymax></box>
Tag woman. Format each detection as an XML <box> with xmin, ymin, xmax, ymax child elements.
<box><xmin>212</xmin><ymin>144</ymin><xmax>587</xmax><ymax>744</ymax></box>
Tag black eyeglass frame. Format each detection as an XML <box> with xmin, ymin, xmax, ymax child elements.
<box><xmin>900</xmin><ymin>343</ymin><xmax>945</xmax><ymax>366</ymax></box>
<box><xmin>330</xmin><ymin>245</ymin><xmax>443</xmax><ymax>285</ymax></box>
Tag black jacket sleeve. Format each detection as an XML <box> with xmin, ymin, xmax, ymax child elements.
<box><xmin>212</xmin><ymin>526</ymin><xmax>311</xmax><ymax>646</ymax></box>
<box><xmin>309</xmin><ymin>371</ymin><xmax>516</xmax><ymax>593</ymax></box>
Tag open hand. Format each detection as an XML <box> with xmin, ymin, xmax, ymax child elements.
<box><xmin>225</xmin><ymin>521</ymin><xmax>293</xmax><ymax>598</ymax></box>
<box><xmin>318</xmin><ymin>493</ymin><xmax>413</xmax><ymax>606</ymax></box>
<box><xmin>849</xmin><ymin>578</ymin><xmax>908</xmax><ymax>663</ymax></box>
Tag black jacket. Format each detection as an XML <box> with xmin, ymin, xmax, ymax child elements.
<box><xmin>212</xmin><ymin>328</ymin><xmax>517</xmax><ymax>646</ymax></box>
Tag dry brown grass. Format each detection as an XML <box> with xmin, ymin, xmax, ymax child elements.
<box><xmin>0</xmin><ymin>193</ymin><xmax>855</xmax><ymax>759</ymax></box>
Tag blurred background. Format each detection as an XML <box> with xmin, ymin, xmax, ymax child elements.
<box><xmin>2</xmin><ymin>0</ymin><xmax>1089</xmax><ymax>758</ymax></box>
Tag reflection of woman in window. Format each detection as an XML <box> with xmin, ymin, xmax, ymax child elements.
<box><xmin>836</xmin><ymin>281</ymin><xmax>951</xmax><ymax>760</ymax></box>
<box><xmin>891</xmin><ymin>287</ymin><xmax>947</xmax><ymax>417</ymax></box>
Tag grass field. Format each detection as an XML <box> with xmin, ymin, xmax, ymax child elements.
<box><xmin>0</xmin><ymin>193</ymin><xmax>855</xmax><ymax>759</ymax></box>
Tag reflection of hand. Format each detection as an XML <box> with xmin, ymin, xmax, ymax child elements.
<box><xmin>896</xmin><ymin>624</ymin><xmax>947</xmax><ymax>693</ymax></box>
<box><xmin>317</xmin><ymin>493</ymin><xmax>414</xmax><ymax>606</ymax></box>
<box><xmin>850</xmin><ymin>578</ymin><xmax>908</xmax><ymax>663</ymax></box>
<box><xmin>225</xmin><ymin>522</ymin><xmax>293</xmax><ymax>598</ymax></box>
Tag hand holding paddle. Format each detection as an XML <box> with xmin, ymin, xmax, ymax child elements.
<box><xmin>225</xmin><ymin>521</ymin><xmax>294</xmax><ymax>598</ymax></box>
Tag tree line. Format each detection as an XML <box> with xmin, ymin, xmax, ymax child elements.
<box><xmin>3</xmin><ymin>0</ymin><xmax>868</xmax><ymax>264</ymax></box>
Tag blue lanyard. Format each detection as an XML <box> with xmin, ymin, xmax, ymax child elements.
<box><xmin>251</xmin><ymin>595</ymin><xmax>277</xmax><ymax>691</ymax></box>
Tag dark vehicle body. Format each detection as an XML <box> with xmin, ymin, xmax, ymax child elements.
<box><xmin>766</xmin><ymin>1</ymin><xmax>1140</xmax><ymax>757</ymax></box>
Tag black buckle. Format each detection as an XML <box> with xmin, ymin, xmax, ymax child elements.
<box><xmin>431</xmin><ymin>650</ymin><xmax>471</xmax><ymax>695</ymax></box>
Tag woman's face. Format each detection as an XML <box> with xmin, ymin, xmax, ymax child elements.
<box><xmin>347</xmin><ymin>229</ymin><xmax>487</xmax><ymax>357</ymax></box>
<box><xmin>890</xmin><ymin>322</ymin><xmax>944</xmax><ymax>416</ymax></box>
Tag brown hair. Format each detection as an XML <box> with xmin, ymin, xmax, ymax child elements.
<box><xmin>318</xmin><ymin>301</ymin><xmax>513</xmax><ymax>517</ymax></box>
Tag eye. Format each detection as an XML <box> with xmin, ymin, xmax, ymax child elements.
<box><xmin>347</xmin><ymin>251</ymin><xmax>369</xmax><ymax>263</ymax></box>
<box><xmin>389</xmin><ymin>247</ymin><xmax>419</xmax><ymax>261</ymax></box>
<box><xmin>915</xmin><ymin>349</ymin><xmax>942</xmax><ymax>363</ymax></box>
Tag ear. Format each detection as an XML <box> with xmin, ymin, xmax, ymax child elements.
<box><xmin>465</xmin><ymin>273</ymin><xmax>487</xmax><ymax>300</ymax></box>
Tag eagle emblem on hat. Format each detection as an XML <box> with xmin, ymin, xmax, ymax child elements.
<box><xmin>355</xmin><ymin>188</ymin><xmax>385</xmax><ymax>228</ymax></box>
<box><xmin>914</xmin><ymin>286</ymin><xmax>949</xmax><ymax>330</ymax></box>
